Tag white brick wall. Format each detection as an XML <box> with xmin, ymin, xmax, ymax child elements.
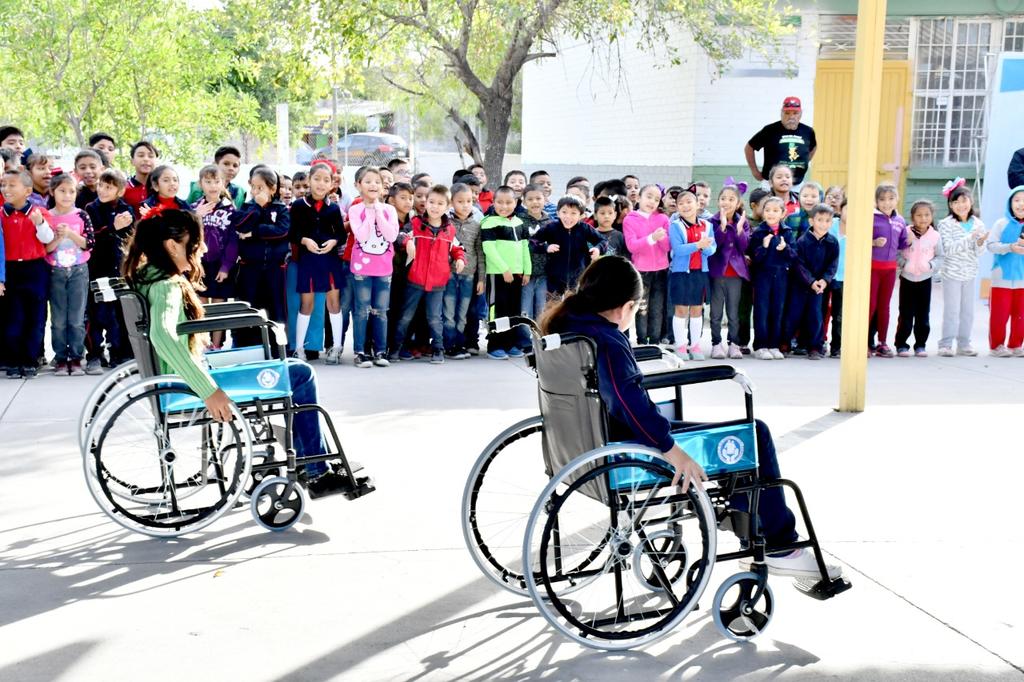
<box><xmin>691</xmin><ymin>15</ymin><xmax>820</xmax><ymax>166</ymax></box>
<box><xmin>522</xmin><ymin>11</ymin><xmax>821</xmax><ymax>170</ymax></box>
<box><xmin>522</xmin><ymin>34</ymin><xmax>701</xmax><ymax>167</ymax></box>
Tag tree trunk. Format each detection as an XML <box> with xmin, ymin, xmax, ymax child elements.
<box><xmin>67</xmin><ymin>115</ymin><xmax>85</xmax><ymax>148</ymax></box>
<box><xmin>481</xmin><ymin>94</ymin><xmax>513</xmax><ymax>188</ymax></box>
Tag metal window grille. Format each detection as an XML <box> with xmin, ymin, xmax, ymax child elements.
<box><xmin>1005</xmin><ymin>20</ymin><xmax>1024</xmax><ymax>52</ymax></box>
<box><xmin>911</xmin><ymin>18</ymin><xmax>995</xmax><ymax>166</ymax></box>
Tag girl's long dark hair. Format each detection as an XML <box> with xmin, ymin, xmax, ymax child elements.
<box><xmin>540</xmin><ymin>256</ymin><xmax>643</xmax><ymax>335</ymax></box>
<box><xmin>946</xmin><ymin>185</ymin><xmax>978</xmax><ymax>221</ymax></box>
<box><xmin>147</xmin><ymin>164</ymin><xmax>176</xmax><ymax>195</ymax></box>
<box><xmin>122</xmin><ymin>209</ymin><xmax>206</xmax><ymax>352</ymax></box>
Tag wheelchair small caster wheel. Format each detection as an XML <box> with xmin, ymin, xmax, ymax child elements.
<box><xmin>250</xmin><ymin>476</ymin><xmax>306</xmax><ymax>532</ymax></box>
<box><xmin>712</xmin><ymin>571</ymin><xmax>774</xmax><ymax>641</ymax></box>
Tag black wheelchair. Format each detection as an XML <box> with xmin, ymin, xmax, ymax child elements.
<box><xmin>462</xmin><ymin>316</ymin><xmax>850</xmax><ymax>649</ymax></box>
<box><xmin>80</xmin><ymin>277</ymin><xmax>374</xmax><ymax>537</ymax></box>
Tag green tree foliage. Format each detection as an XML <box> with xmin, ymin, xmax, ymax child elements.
<box><xmin>0</xmin><ymin>0</ymin><xmax>342</xmax><ymax>164</ymax></box>
<box><xmin>336</xmin><ymin>0</ymin><xmax>794</xmax><ymax>181</ymax></box>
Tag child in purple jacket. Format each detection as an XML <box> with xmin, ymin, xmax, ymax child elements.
<box><xmin>707</xmin><ymin>184</ymin><xmax>750</xmax><ymax>359</ymax></box>
<box><xmin>869</xmin><ymin>183</ymin><xmax>913</xmax><ymax>357</ymax></box>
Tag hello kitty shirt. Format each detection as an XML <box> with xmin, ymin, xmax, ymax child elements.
<box><xmin>348</xmin><ymin>201</ymin><xmax>400</xmax><ymax>277</ymax></box>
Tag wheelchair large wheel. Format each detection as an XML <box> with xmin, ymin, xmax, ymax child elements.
<box><xmin>78</xmin><ymin>361</ymin><xmax>139</xmax><ymax>454</ymax></box>
<box><xmin>83</xmin><ymin>377</ymin><xmax>253</xmax><ymax>537</ymax></box>
<box><xmin>462</xmin><ymin>416</ymin><xmax>600</xmax><ymax>596</ymax></box>
<box><xmin>524</xmin><ymin>445</ymin><xmax>717</xmax><ymax>650</ymax></box>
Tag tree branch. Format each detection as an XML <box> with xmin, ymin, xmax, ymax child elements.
<box><xmin>523</xmin><ymin>52</ymin><xmax>557</xmax><ymax>64</ymax></box>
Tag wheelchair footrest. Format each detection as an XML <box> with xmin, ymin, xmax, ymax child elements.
<box><xmin>794</xmin><ymin>576</ymin><xmax>852</xmax><ymax>601</ymax></box>
<box><xmin>344</xmin><ymin>476</ymin><xmax>375</xmax><ymax>500</ymax></box>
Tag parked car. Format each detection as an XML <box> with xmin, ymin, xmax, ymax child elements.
<box><xmin>311</xmin><ymin>132</ymin><xmax>408</xmax><ymax>167</ymax></box>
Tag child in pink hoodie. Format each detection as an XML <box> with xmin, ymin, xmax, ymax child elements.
<box><xmin>347</xmin><ymin>166</ymin><xmax>400</xmax><ymax>367</ymax></box>
<box><xmin>623</xmin><ymin>184</ymin><xmax>670</xmax><ymax>344</ymax></box>
<box><xmin>895</xmin><ymin>200</ymin><xmax>942</xmax><ymax>357</ymax></box>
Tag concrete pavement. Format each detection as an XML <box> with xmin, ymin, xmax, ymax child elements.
<box><xmin>1</xmin><ymin>294</ymin><xmax>1023</xmax><ymax>681</ymax></box>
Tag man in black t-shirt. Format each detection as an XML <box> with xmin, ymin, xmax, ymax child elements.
<box><xmin>745</xmin><ymin>97</ymin><xmax>817</xmax><ymax>185</ymax></box>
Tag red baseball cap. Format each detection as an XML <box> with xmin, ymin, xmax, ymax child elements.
<box><xmin>782</xmin><ymin>96</ymin><xmax>802</xmax><ymax>110</ymax></box>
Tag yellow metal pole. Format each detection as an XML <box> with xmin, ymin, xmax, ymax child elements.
<box><xmin>838</xmin><ymin>0</ymin><xmax>889</xmax><ymax>412</ymax></box>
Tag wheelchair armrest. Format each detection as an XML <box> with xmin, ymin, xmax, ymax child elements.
<box><xmin>632</xmin><ymin>345</ymin><xmax>665</xmax><ymax>362</ymax></box>
<box><xmin>641</xmin><ymin>364</ymin><xmax>753</xmax><ymax>393</ymax></box>
<box><xmin>202</xmin><ymin>302</ymin><xmax>255</xmax><ymax>316</ymax></box>
<box><xmin>177</xmin><ymin>312</ymin><xmax>269</xmax><ymax>335</ymax></box>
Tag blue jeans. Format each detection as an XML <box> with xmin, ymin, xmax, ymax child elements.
<box><xmin>443</xmin><ymin>274</ymin><xmax>475</xmax><ymax>349</ymax></box>
<box><xmin>352</xmin><ymin>275</ymin><xmax>391</xmax><ymax>354</ymax></box>
<box><xmin>50</xmin><ymin>264</ymin><xmax>89</xmax><ymax>361</ymax></box>
<box><xmin>727</xmin><ymin>420</ymin><xmax>797</xmax><ymax>548</ymax></box>
<box><xmin>520</xmin><ymin>275</ymin><xmax>547</xmax><ymax>347</ymax></box>
<box><xmin>284</xmin><ymin>359</ymin><xmax>330</xmax><ymax>476</ymax></box>
<box><xmin>394</xmin><ymin>283</ymin><xmax>444</xmax><ymax>352</ymax></box>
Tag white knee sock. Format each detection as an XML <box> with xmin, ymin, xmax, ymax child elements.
<box><xmin>688</xmin><ymin>316</ymin><xmax>703</xmax><ymax>347</ymax></box>
<box><xmin>295</xmin><ymin>313</ymin><xmax>311</xmax><ymax>352</ymax></box>
<box><xmin>329</xmin><ymin>312</ymin><xmax>343</xmax><ymax>351</ymax></box>
<box><xmin>672</xmin><ymin>316</ymin><xmax>687</xmax><ymax>349</ymax></box>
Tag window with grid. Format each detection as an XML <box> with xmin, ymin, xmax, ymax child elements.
<box><xmin>911</xmin><ymin>18</ymin><xmax>994</xmax><ymax>166</ymax></box>
<box><xmin>818</xmin><ymin>15</ymin><xmax>910</xmax><ymax>60</ymax></box>
<box><xmin>1005</xmin><ymin>20</ymin><xmax>1024</xmax><ymax>51</ymax></box>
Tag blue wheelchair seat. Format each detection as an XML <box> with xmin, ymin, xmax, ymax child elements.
<box><xmin>159</xmin><ymin>358</ymin><xmax>293</xmax><ymax>412</ymax></box>
<box><xmin>608</xmin><ymin>422</ymin><xmax>758</xmax><ymax>491</ymax></box>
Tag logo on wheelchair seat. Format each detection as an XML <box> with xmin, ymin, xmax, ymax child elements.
<box><xmin>716</xmin><ymin>436</ymin><xmax>745</xmax><ymax>465</ymax></box>
<box><xmin>256</xmin><ymin>369</ymin><xmax>281</xmax><ymax>389</ymax></box>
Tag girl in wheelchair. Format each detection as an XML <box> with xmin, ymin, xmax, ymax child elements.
<box><xmin>122</xmin><ymin>208</ymin><xmax>353</xmax><ymax>499</ymax></box>
<box><xmin>539</xmin><ymin>255</ymin><xmax>841</xmax><ymax>581</ymax></box>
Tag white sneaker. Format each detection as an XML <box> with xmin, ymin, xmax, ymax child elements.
<box><xmin>740</xmin><ymin>547</ymin><xmax>842</xmax><ymax>581</ymax></box>
<box><xmin>991</xmin><ymin>345</ymin><xmax>1013</xmax><ymax>358</ymax></box>
<box><xmin>728</xmin><ymin>343</ymin><xmax>744</xmax><ymax>359</ymax></box>
<box><xmin>957</xmin><ymin>345</ymin><xmax>978</xmax><ymax>357</ymax></box>
<box><xmin>324</xmin><ymin>347</ymin><xmax>341</xmax><ymax>365</ymax></box>
<box><xmin>1014</xmin><ymin>347</ymin><xmax>1024</xmax><ymax>358</ymax></box>
<box><xmin>937</xmin><ymin>346</ymin><xmax>954</xmax><ymax>357</ymax></box>
<box><xmin>770</xmin><ymin>348</ymin><xmax>784</xmax><ymax>360</ymax></box>
<box><xmin>710</xmin><ymin>343</ymin><xmax>726</xmax><ymax>360</ymax></box>
<box><xmin>755</xmin><ymin>348</ymin><xmax>772</xmax><ymax>360</ymax></box>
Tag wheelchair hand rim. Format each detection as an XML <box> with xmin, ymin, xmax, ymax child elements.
<box><xmin>522</xmin><ymin>444</ymin><xmax>717</xmax><ymax>650</ymax></box>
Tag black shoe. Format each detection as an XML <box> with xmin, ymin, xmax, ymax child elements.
<box><xmin>740</xmin><ymin>346</ymin><xmax>752</xmax><ymax>356</ymax></box>
<box><xmin>22</xmin><ymin>367</ymin><xmax>37</xmax><ymax>379</ymax></box>
<box><xmin>791</xmin><ymin>347</ymin><xmax>808</xmax><ymax>356</ymax></box>
<box><xmin>305</xmin><ymin>350</ymin><xmax>320</xmax><ymax>362</ymax></box>
<box><xmin>305</xmin><ymin>470</ymin><xmax>354</xmax><ymax>499</ymax></box>
<box><xmin>830</xmin><ymin>349</ymin><xmax>841</xmax><ymax>358</ymax></box>
<box><xmin>6</xmin><ymin>367</ymin><xmax>22</xmax><ymax>379</ymax></box>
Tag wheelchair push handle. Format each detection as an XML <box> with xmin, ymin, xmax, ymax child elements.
<box><xmin>489</xmin><ymin>316</ymin><xmax>541</xmax><ymax>336</ymax></box>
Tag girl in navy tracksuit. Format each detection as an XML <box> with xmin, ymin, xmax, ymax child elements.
<box><xmin>234</xmin><ymin>167</ymin><xmax>291</xmax><ymax>347</ymax></box>
<box><xmin>747</xmin><ymin>196</ymin><xmax>795</xmax><ymax>359</ymax></box>
<box><xmin>540</xmin><ymin>255</ymin><xmax>839</xmax><ymax>580</ymax></box>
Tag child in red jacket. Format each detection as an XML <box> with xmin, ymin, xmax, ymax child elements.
<box><xmin>390</xmin><ymin>185</ymin><xmax>466</xmax><ymax>364</ymax></box>
<box><xmin>1</xmin><ymin>169</ymin><xmax>55</xmax><ymax>378</ymax></box>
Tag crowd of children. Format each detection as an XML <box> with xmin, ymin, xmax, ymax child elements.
<box><xmin>2</xmin><ymin>120</ymin><xmax>1024</xmax><ymax>379</ymax></box>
